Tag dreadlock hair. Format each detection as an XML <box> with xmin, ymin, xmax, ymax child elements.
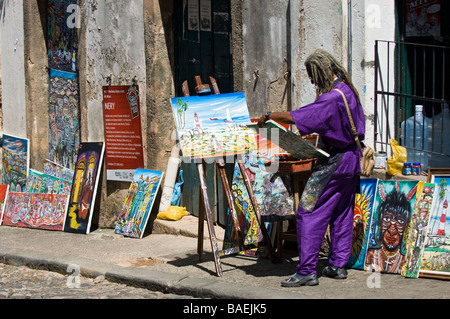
<box><xmin>305</xmin><ymin>49</ymin><xmax>361</xmax><ymax>104</ymax></box>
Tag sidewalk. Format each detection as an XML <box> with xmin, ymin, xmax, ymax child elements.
<box><xmin>0</xmin><ymin>214</ymin><xmax>448</xmax><ymax>299</ymax></box>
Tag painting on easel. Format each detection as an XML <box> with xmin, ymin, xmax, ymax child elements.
<box><xmin>170</xmin><ymin>92</ymin><xmax>256</xmax><ymax>158</ymax></box>
<box><xmin>63</xmin><ymin>142</ymin><xmax>104</xmax><ymax>234</ymax></box>
<box><xmin>114</xmin><ymin>168</ymin><xmax>163</xmax><ymax>238</ymax></box>
<box><xmin>1</xmin><ymin>134</ymin><xmax>29</xmax><ymax>192</ymax></box>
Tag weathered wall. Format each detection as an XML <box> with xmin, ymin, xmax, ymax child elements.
<box><xmin>1</xmin><ymin>0</ymin><xmax>27</xmax><ymax>137</ymax></box>
<box><xmin>242</xmin><ymin>0</ymin><xmax>290</xmax><ymax>118</ymax></box>
<box><xmin>80</xmin><ymin>0</ymin><xmax>148</xmax><ymax>228</ymax></box>
<box><xmin>23</xmin><ymin>0</ymin><xmax>48</xmax><ymax>171</ymax></box>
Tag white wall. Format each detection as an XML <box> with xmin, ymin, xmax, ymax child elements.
<box><xmin>363</xmin><ymin>0</ymin><xmax>396</xmax><ymax>151</ymax></box>
<box><xmin>83</xmin><ymin>0</ymin><xmax>146</xmax><ymax>143</ymax></box>
<box><xmin>1</xmin><ymin>0</ymin><xmax>27</xmax><ymax>137</ymax></box>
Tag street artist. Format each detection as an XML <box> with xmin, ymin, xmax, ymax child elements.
<box><xmin>258</xmin><ymin>49</ymin><xmax>366</xmax><ymax>287</ymax></box>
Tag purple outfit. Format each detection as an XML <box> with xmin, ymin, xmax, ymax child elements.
<box><xmin>290</xmin><ymin>82</ymin><xmax>365</xmax><ymax>275</ymax></box>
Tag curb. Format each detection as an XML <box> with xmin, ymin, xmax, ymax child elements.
<box><xmin>0</xmin><ymin>246</ymin><xmax>308</xmax><ymax>299</ymax></box>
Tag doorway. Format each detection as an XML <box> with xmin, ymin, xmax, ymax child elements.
<box><xmin>174</xmin><ymin>0</ymin><xmax>233</xmax><ymax>96</ymax></box>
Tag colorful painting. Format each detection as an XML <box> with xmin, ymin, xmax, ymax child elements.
<box><xmin>63</xmin><ymin>142</ymin><xmax>104</xmax><ymax>234</ymax></box>
<box><xmin>420</xmin><ymin>170</ymin><xmax>450</xmax><ymax>279</ymax></box>
<box><xmin>222</xmin><ymin>151</ymin><xmax>294</xmax><ymax>252</ymax></box>
<box><xmin>1</xmin><ymin>192</ymin><xmax>69</xmax><ymax>231</ymax></box>
<box><xmin>170</xmin><ymin>92</ymin><xmax>257</xmax><ymax>158</ymax></box>
<box><xmin>1</xmin><ymin>134</ymin><xmax>29</xmax><ymax>192</ymax></box>
<box><xmin>114</xmin><ymin>169</ymin><xmax>164</xmax><ymax>238</ymax></box>
<box><xmin>47</xmin><ymin>0</ymin><xmax>79</xmax><ymax>72</ymax></box>
<box><xmin>365</xmin><ymin>180</ymin><xmax>418</xmax><ymax>274</ymax></box>
<box><xmin>402</xmin><ymin>182</ymin><xmax>436</xmax><ymax>278</ymax></box>
<box><xmin>26</xmin><ymin>169</ymin><xmax>72</xmax><ymax>196</ymax></box>
<box><xmin>43</xmin><ymin>159</ymin><xmax>74</xmax><ymax>182</ymax></box>
<box><xmin>347</xmin><ymin>178</ymin><xmax>378</xmax><ymax>270</ymax></box>
<box><xmin>48</xmin><ymin>69</ymin><xmax>81</xmax><ymax>170</ymax></box>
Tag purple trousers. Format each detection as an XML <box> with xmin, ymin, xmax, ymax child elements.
<box><xmin>296</xmin><ymin>175</ymin><xmax>357</xmax><ymax>275</ymax></box>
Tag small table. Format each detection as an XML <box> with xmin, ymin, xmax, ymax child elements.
<box><xmin>263</xmin><ymin>158</ymin><xmax>316</xmax><ymax>262</ymax></box>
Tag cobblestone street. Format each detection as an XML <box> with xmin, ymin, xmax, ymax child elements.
<box><xmin>0</xmin><ymin>263</ymin><xmax>195</xmax><ymax>299</ymax></box>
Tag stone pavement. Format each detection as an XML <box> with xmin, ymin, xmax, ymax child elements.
<box><xmin>0</xmin><ymin>215</ymin><xmax>448</xmax><ymax>300</ymax></box>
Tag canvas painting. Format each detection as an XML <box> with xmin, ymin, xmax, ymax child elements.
<box><xmin>222</xmin><ymin>151</ymin><xmax>293</xmax><ymax>252</ymax></box>
<box><xmin>63</xmin><ymin>142</ymin><xmax>104</xmax><ymax>234</ymax></box>
<box><xmin>401</xmin><ymin>182</ymin><xmax>436</xmax><ymax>278</ymax></box>
<box><xmin>365</xmin><ymin>180</ymin><xmax>419</xmax><ymax>274</ymax></box>
<box><xmin>420</xmin><ymin>171</ymin><xmax>450</xmax><ymax>279</ymax></box>
<box><xmin>347</xmin><ymin>178</ymin><xmax>378</xmax><ymax>270</ymax></box>
<box><xmin>48</xmin><ymin>69</ymin><xmax>81</xmax><ymax>170</ymax></box>
<box><xmin>1</xmin><ymin>134</ymin><xmax>30</xmax><ymax>192</ymax></box>
<box><xmin>1</xmin><ymin>192</ymin><xmax>69</xmax><ymax>231</ymax></box>
<box><xmin>170</xmin><ymin>92</ymin><xmax>257</xmax><ymax>158</ymax></box>
<box><xmin>26</xmin><ymin>169</ymin><xmax>72</xmax><ymax>195</ymax></box>
<box><xmin>114</xmin><ymin>168</ymin><xmax>164</xmax><ymax>238</ymax></box>
<box><xmin>43</xmin><ymin>159</ymin><xmax>74</xmax><ymax>182</ymax></box>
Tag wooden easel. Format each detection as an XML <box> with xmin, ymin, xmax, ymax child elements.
<box><xmin>182</xmin><ymin>76</ymin><xmax>275</xmax><ymax>276</ymax></box>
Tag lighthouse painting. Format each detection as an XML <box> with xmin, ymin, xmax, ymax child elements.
<box><xmin>420</xmin><ymin>171</ymin><xmax>450</xmax><ymax>279</ymax></box>
<box><xmin>170</xmin><ymin>92</ymin><xmax>256</xmax><ymax>158</ymax></box>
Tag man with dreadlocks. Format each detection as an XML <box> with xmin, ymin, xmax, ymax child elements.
<box><xmin>258</xmin><ymin>49</ymin><xmax>365</xmax><ymax>287</ymax></box>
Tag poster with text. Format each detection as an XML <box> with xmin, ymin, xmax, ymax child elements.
<box><xmin>103</xmin><ymin>85</ymin><xmax>144</xmax><ymax>182</ymax></box>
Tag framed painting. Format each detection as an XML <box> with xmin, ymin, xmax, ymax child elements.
<box><xmin>170</xmin><ymin>92</ymin><xmax>257</xmax><ymax>159</ymax></box>
<box><xmin>222</xmin><ymin>150</ymin><xmax>293</xmax><ymax>253</ymax></box>
<box><xmin>63</xmin><ymin>142</ymin><xmax>104</xmax><ymax>234</ymax></box>
<box><xmin>364</xmin><ymin>180</ymin><xmax>419</xmax><ymax>274</ymax></box>
<box><xmin>347</xmin><ymin>178</ymin><xmax>378</xmax><ymax>270</ymax></box>
<box><xmin>1</xmin><ymin>134</ymin><xmax>29</xmax><ymax>192</ymax></box>
<box><xmin>114</xmin><ymin>168</ymin><xmax>163</xmax><ymax>238</ymax></box>
<box><xmin>419</xmin><ymin>168</ymin><xmax>450</xmax><ymax>279</ymax></box>
<box><xmin>402</xmin><ymin>182</ymin><xmax>436</xmax><ymax>278</ymax></box>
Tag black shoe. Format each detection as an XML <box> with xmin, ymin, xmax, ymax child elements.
<box><xmin>281</xmin><ymin>273</ymin><xmax>319</xmax><ymax>287</ymax></box>
<box><xmin>322</xmin><ymin>265</ymin><xmax>348</xmax><ymax>279</ymax></box>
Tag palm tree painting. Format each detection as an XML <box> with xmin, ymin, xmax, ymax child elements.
<box><xmin>170</xmin><ymin>92</ymin><xmax>257</xmax><ymax>158</ymax></box>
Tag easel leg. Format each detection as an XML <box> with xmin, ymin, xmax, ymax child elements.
<box><xmin>237</xmin><ymin>159</ymin><xmax>276</xmax><ymax>262</ymax></box>
<box><xmin>197</xmin><ymin>161</ymin><xmax>223</xmax><ymax>277</ymax></box>
<box><xmin>217</xmin><ymin>159</ymin><xmax>244</xmax><ymax>252</ymax></box>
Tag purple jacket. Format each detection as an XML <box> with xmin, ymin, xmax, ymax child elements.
<box><xmin>290</xmin><ymin>82</ymin><xmax>365</xmax><ymax>177</ymax></box>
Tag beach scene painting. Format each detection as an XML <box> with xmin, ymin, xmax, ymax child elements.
<box><xmin>170</xmin><ymin>92</ymin><xmax>257</xmax><ymax>159</ymax></box>
<box><xmin>420</xmin><ymin>174</ymin><xmax>450</xmax><ymax>279</ymax></box>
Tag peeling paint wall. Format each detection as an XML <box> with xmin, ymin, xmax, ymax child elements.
<box><xmin>1</xmin><ymin>0</ymin><xmax>27</xmax><ymax>137</ymax></box>
<box><xmin>82</xmin><ymin>0</ymin><xmax>146</xmax><ymax>149</ymax></box>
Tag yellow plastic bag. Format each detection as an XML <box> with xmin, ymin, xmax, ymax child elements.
<box><xmin>386</xmin><ymin>139</ymin><xmax>407</xmax><ymax>176</ymax></box>
<box><xmin>157</xmin><ymin>206</ymin><xmax>189</xmax><ymax>221</ymax></box>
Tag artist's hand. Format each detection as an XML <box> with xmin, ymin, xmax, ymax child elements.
<box><xmin>257</xmin><ymin>114</ymin><xmax>266</xmax><ymax>128</ymax></box>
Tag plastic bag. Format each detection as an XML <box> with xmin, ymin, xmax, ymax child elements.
<box><xmin>170</xmin><ymin>170</ymin><xmax>184</xmax><ymax>207</ymax></box>
<box><xmin>157</xmin><ymin>206</ymin><xmax>188</xmax><ymax>221</ymax></box>
<box><xmin>386</xmin><ymin>139</ymin><xmax>407</xmax><ymax>176</ymax></box>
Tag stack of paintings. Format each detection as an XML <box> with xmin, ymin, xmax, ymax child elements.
<box><xmin>347</xmin><ymin>170</ymin><xmax>450</xmax><ymax>280</ymax></box>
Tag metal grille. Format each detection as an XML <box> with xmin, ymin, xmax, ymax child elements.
<box><xmin>374</xmin><ymin>40</ymin><xmax>450</xmax><ymax>168</ymax></box>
